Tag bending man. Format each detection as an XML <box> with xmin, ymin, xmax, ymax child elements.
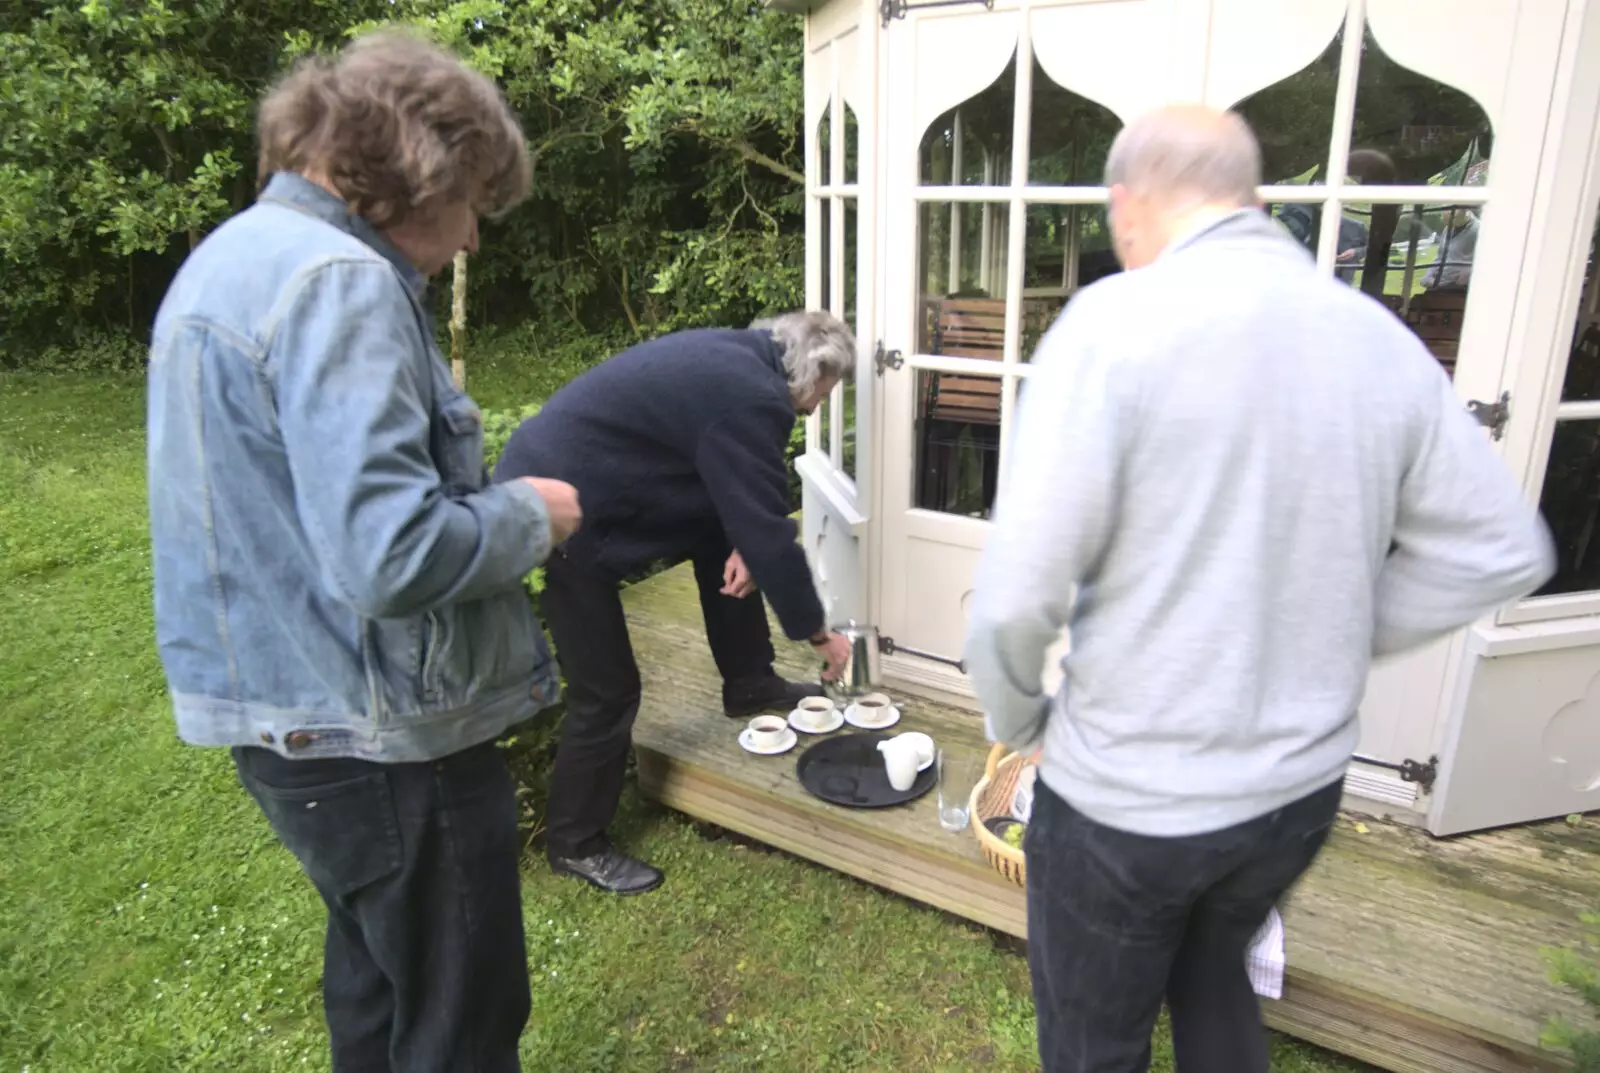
<box><xmin>495</xmin><ymin>311</ymin><xmax>854</xmax><ymax>895</ymax></box>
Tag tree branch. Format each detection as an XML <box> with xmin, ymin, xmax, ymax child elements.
<box><xmin>725</xmin><ymin>138</ymin><xmax>804</xmax><ymax>186</ymax></box>
<box><xmin>678</xmin><ymin>119</ymin><xmax>804</xmax><ymax>185</ymax></box>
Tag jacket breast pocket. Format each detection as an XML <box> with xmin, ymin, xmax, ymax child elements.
<box><xmin>434</xmin><ymin>392</ymin><xmax>486</xmax><ymax>494</ymax></box>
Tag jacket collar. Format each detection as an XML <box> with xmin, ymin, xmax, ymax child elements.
<box><xmin>257</xmin><ymin>172</ymin><xmax>427</xmax><ymax>297</ymax></box>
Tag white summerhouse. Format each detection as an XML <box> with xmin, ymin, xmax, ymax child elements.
<box><xmin>775</xmin><ymin>0</ymin><xmax>1600</xmax><ymax>835</ymax></box>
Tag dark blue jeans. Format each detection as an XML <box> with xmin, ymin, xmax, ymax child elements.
<box><xmin>233</xmin><ymin>741</ymin><xmax>530</xmax><ymax>1073</ymax></box>
<box><xmin>1025</xmin><ymin>778</ymin><xmax>1342</xmax><ymax>1073</ymax></box>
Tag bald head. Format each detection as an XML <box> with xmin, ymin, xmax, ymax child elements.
<box><xmin>1105</xmin><ymin>105</ymin><xmax>1262</xmax><ymax>206</ymax></box>
<box><xmin>1103</xmin><ymin>105</ymin><xmax>1263</xmax><ymax>269</ymax></box>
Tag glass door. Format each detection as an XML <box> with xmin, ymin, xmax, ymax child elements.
<box><xmin>800</xmin><ymin>10</ymin><xmax>873</xmax><ymax>627</ymax></box>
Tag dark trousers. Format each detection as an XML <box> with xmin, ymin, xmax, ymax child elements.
<box><xmin>232</xmin><ymin>741</ymin><xmax>529</xmax><ymax>1073</ymax></box>
<box><xmin>1025</xmin><ymin>778</ymin><xmax>1342</xmax><ymax>1073</ymax></box>
<box><xmin>540</xmin><ymin>543</ymin><xmax>776</xmax><ymax>858</ymax></box>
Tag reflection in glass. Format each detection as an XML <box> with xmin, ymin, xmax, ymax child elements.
<box><xmin>1265</xmin><ymin>202</ymin><xmax>1325</xmax><ymax>258</ymax></box>
<box><xmin>1536</xmin><ymin>419</ymin><xmax>1600</xmax><ymax>597</ymax></box>
<box><xmin>1028</xmin><ymin>58</ymin><xmax>1121</xmax><ymax>185</ymax></box>
<box><xmin>844</xmin><ymin>199</ymin><xmax>858</xmax><ymax>331</ymax></box>
<box><xmin>1021</xmin><ymin>204</ymin><xmax>1116</xmax><ymax>359</ymax></box>
<box><xmin>1352</xmin><ymin>26</ymin><xmax>1493</xmax><ymax>187</ymax></box>
<box><xmin>1559</xmin><ymin>217</ymin><xmax>1600</xmax><ymax>403</ymax></box>
<box><xmin>818</xmin><ymin>197</ymin><xmax>832</xmax><ymax>311</ymax></box>
<box><xmin>844</xmin><ymin>103</ymin><xmax>859</xmax><ymax>185</ymax></box>
<box><xmin>1336</xmin><ymin>201</ymin><xmax>1476</xmax><ymax>377</ymax></box>
<box><xmin>842</xmin><ymin>379</ymin><xmax>857</xmax><ymax>480</ymax></box>
<box><xmin>815</xmin><ymin>104</ymin><xmax>832</xmax><ymax>184</ymax></box>
<box><xmin>917</xmin><ymin>200</ymin><xmax>1010</xmax><ymax>356</ymax></box>
<box><xmin>1235</xmin><ymin>34</ymin><xmax>1341</xmax><ymax>185</ymax></box>
<box><xmin>920</xmin><ymin>54</ymin><xmax>1016</xmax><ymax>186</ymax></box>
<box><xmin>915</xmin><ymin>369</ymin><xmax>1000</xmax><ymax>518</ymax></box>
<box><xmin>817</xmin><ymin>393</ymin><xmax>831</xmax><ymax>466</ymax></box>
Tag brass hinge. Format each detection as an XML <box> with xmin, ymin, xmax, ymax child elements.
<box><xmin>1467</xmin><ymin>391</ymin><xmax>1510</xmax><ymax>441</ymax></box>
<box><xmin>881</xmin><ymin>0</ymin><xmax>994</xmax><ymax>27</ymax></box>
<box><xmin>1351</xmin><ymin>753</ymin><xmax>1439</xmax><ymax>794</ymax></box>
<box><xmin>874</xmin><ymin>342</ymin><xmax>904</xmax><ymax>376</ymax></box>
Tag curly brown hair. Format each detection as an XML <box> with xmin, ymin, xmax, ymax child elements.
<box><xmin>257</xmin><ymin>30</ymin><xmax>532</xmax><ymax>229</ymax></box>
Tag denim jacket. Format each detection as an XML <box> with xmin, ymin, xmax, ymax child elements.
<box><xmin>147</xmin><ymin>173</ymin><xmax>560</xmax><ymax>762</ymax></box>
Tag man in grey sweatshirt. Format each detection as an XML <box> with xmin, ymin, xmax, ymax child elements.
<box><xmin>963</xmin><ymin>105</ymin><xmax>1554</xmax><ymax>1073</ymax></box>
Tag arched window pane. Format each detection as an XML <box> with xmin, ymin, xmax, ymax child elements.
<box><xmin>844</xmin><ymin>103</ymin><xmax>860</xmax><ymax>185</ymax></box>
<box><xmin>1351</xmin><ymin>26</ymin><xmax>1493</xmax><ymax>186</ymax></box>
<box><xmin>1235</xmin><ymin>34</ymin><xmax>1341</xmax><ymax>185</ymax></box>
<box><xmin>815</xmin><ymin>104</ymin><xmax>832</xmax><ymax>184</ymax></box>
<box><xmin>919</xmin><ymin>53</ymin><xmax>1016</xmax><ymax>186</ymax></box>
<box><xmin>1027</xmin><ymin>58</ymin><xmax>1121</xmax><ymax>186</ymax></box>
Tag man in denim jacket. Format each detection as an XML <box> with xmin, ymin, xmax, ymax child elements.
<box><xmin>146</xmin><ymin>33</ymin><xmax>577</xmax><ymax>1073</ymax></box>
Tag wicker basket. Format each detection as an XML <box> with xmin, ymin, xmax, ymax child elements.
<box><xmin>969</xmin><ymin>743</ymin><xmax>1028</xmax><ymax>887</ymax></box>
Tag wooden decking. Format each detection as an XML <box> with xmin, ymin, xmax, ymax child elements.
<box><xmin>623</xmin><ymin>562</ymin><xmax>1598</xmax><ymax>1073</ymax></box>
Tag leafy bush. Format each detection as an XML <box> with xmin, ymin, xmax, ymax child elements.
<box><xmin>1544</xmin><ymin>908</ymin><xmax>1600</xmax><ymax>1070</ymax></box>
<box><xmin>2</xmin><ymin>1</ymin><xmax>803</xmax><ymax>364</ymax></box>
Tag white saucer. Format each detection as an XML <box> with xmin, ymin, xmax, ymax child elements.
<box><xmin>788</xmin><ymin>707</ymin><xmax>844</xmax><ymax>734</ymax></box>
<box><xmin>844</xmin><ymin>703</ymin><xmax>901</xmax><ymax>731</ymax></box>
<box><xmin>738</xmin><ymin>727</ymin><xmax>797</xmax><ymax>755</ymax></box>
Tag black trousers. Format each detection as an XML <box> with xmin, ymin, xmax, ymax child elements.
<box><xmin>540</xmin><ymin>542</ymin><xmax>776</xmax><ymax>858</ymax></box>
<box><xmin>232</xmin><ymin>741</ymin><xmax>529</xmax><ymax>1073</ymax></box>
<box><xmin>1025</xmin><ymin>778</ymin><xmax>1342</xmax><ymax>1073</ymax></box>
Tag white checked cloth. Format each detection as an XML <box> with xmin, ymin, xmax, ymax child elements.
<box><xmin>1245</xmin><ymin>907</ymin><xmax>1286</xmax><ymax>1000</ymax></box>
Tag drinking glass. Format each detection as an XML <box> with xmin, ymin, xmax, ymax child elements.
<box><xmin>936</xmin><ymin>748</ymin><xmax>976</xmax><ymax>832</ymax></box>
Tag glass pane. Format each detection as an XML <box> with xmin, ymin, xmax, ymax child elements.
<box><xmin>917</xmin><ymin>200</ymin><xmax>1011</xmax><ymax>357</ymax></box>
<box><xmin>816</xmin><ymin>102</ymin><xmax>832</xmax><ymax>185</ymax></box>
<box><xmin>817</xmin><ymin>394</ymin><xmax>831</xmax><ymax>460</ymax></box>
<box><xmin>844</xmin><ymin>103</ymin><xmax>859</xmax><ymax>185</ymax></box>
<box><xmin>1535</xmin><ymin>419</ymin><xmax>1600</xmax><ymax>597</ymax></box>
<box><xmin>1335</xmin><ymin>200</ymin><xmax>1475</xmax><ymax>378</ymax></box>
<box><xmin>1235</xmin><ymin>33</ymin><xmax>1341</xmax><ymax>185</ymax></box>
<box><xmin>844</xmin><ymin>198</ymin><xmax>858</xmax><ymax>331</ymax></box>
<box><xmin>818</xmin><ymin>197</ymin><xmax>832</xmax><ymax>314</ymax></box>
<box><xmin>1560</xmin><ymin>213</ymin><xmax>1600</xmax><ymax>402</ymax></box>
<box><xmin>1021</xmin><ymin>204</ymin><xmax>1116</xmax><ymax>360</ymax></box>
<box><xmin>1351</xmin><ymin>26</ymin><xmax>1493</xmax><ymax>186</ymax></box>
<box><xmin>842</xmin><ymin>379</ymin><xmax>857</xmax><ymax>480</ymax></box>
<box><xmin>1028</xmin><ymin>58</ymin><xmax>1121</xmax><ymax>186</ymax></box>
<box><xmin>920</xmin><ymin>53</ymin><xmax>1016</xmax><ymax>186</ymax></box>
<box><xmin>915</xmin><ymin>369</ymin><xmax>1001</xmax><ymax>518</ymax></box>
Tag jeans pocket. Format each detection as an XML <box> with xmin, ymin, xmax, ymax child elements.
<box><xmin>240</xmin><ymin>763</ymin><xmax>404</xmax><ymax>900</ymax></box>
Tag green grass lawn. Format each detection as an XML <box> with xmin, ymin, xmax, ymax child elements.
<box><xmin>0</xmin><ymin>369</ymin><xmax>1371</xmax><ymax>1072</ymax></box>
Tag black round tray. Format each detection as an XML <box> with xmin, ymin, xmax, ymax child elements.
<box><xmin>795</xmin><ymin>732</ymin><xmax>935</xmax><ymax>809</ymax></box>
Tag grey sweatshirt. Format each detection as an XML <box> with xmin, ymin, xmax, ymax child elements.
<box><xmin>964</xmin><ymin>209</ymin><xmax>1554</xmax><ymax>838</ymax></box>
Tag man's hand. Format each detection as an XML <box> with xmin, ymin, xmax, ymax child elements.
<box><xmin>721</xmin><ymin>549</ymin><xmax>757</xmax><ymax>598</ymax></box>
<box><xmin>813</xmin><ymin>631</ymin><xmax>852</xmax><ymax>681</ymax></box>
<box><xmin>521</xmin><ymin>478</ymin><xmax>582</xmax><ymax>545</ymax></box>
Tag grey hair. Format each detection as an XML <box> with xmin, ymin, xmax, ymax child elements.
<box><xmin>1104</xmin><ymin>104</ymin><xmax>1261</xmax><ymax>209</ymax></box>
<box><xmin>750</xmin><ymin>310</ymin><xmax>856</xmax><ymax>401</ymax></box>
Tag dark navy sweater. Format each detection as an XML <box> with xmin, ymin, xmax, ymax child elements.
<box><xmin>493</xmin><ymin>328</ymin><xmax>825</xmax><ymax>642</ymax></box>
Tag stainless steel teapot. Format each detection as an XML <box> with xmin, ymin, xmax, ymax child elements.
<box><xmin>820</xmin><ymin>621</ymin><xmax>967</xmax><ymax>701</ymax></box>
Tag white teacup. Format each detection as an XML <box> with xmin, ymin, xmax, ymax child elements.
<box><xmin>747</xmin><ymin>714</ymin><xmax>789</xmax><ymax>748</ymax></box>
<box><xmin>853</xmin><ymin>692</ymin><xmax>893</xmax><ymax>724</ymax></box>
<box><xmin>793</xmin><ymin>696</ymin><xmax>836</xmax><ymax>730</ymax></box>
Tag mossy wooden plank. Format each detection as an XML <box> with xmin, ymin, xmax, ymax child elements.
<box><xmin>621</xmin><ymin>562</ymin><xmax>1590</xmax><ymax>1073</ymax></box>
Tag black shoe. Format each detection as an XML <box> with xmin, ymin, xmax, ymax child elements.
<box><xmin>722</xmin><ymin>675</ymin><xmax>827</xmax><ymax>718</ymax></box>
<box><xmin>549</xmin><ymin>847</ymin><xmax>664</xmax><ymax>895</ymax></box>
